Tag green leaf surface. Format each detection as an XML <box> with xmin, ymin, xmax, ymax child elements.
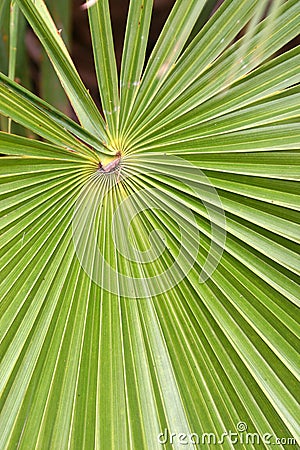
<box><xmin>15</xmin><ymin>0</ymin><xmax>107</xmax><ymax>139</ymax></box>
<box><xmin>121</xmin><ymin>0</ymin><xmax>207</xmax><ymax>134</ymax></box>
<box><xmin>0</xmin><ymin>73</ymin><xmax>112</xmax><ymax>157</ymax></box>
<box><xmin>125</xmin><ymin>0</ymin><xmax>300</xmax><ymax>143</ymax></box>
<box><xmin>119</xmin><ymin>0</ymin><xmax>153</xmax><ymax>136</ymax></box>
<box><xmin>1</xmin><ymin>0</ymin><xmax>300</xmax><ymax>449</ymax></box>
<box><xmin>87</xmin><ymin>0</ymin><xmax>119</xmax><ymax>140</ymax></box>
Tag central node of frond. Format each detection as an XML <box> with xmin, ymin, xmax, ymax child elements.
<box><xmin>98</xmin><ymin>152</ymin><xmax>121</xmax><ymax>174</ymax></box>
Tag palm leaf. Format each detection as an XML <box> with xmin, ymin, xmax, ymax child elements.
<box><xmin>0</xmin><ymin>0</ymin><xmax>299</xmax><ymax>448</ymax></box>
<box><xmin>87</xmin><ymin>0</ymin><xmax>119</xmax><ymax>140</ymax></box>
<box><xmin>15</xmin><ymin>0</ymin><xmax>107</xmax><ymax>139</ymax></box>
